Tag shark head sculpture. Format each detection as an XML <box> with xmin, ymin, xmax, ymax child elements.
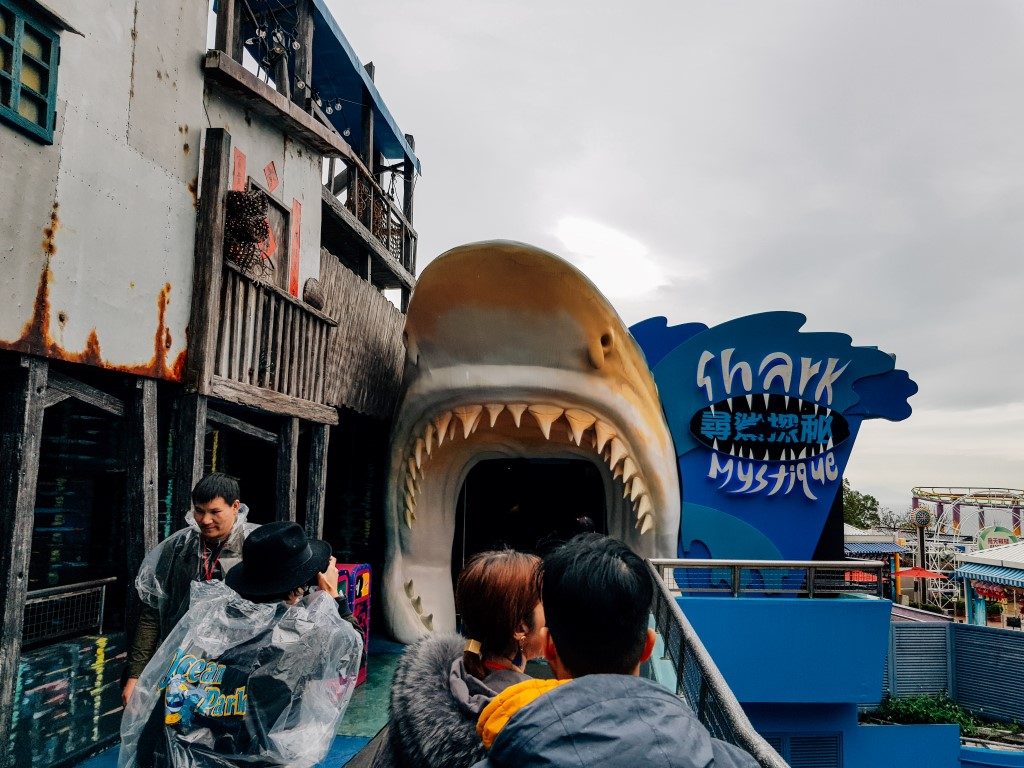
<box><xmin>383</xmin><ymin>241</ymin><xmax>680</xmax><ymax>643</ymax></box>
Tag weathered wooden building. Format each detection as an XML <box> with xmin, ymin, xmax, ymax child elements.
<box><xmin>0</xmin><ymin>0</ymin><xmax>418</xmax><ymax>764</ymax></box>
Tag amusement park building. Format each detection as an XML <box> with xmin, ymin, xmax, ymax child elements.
<box><xmin>0</xmin><ymin>0</ymin><xmax>418</xmax><ymax>764</ymax></box>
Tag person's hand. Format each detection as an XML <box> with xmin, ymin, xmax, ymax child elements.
<box><xmin>317</xmin><ymin>556</ymin><xmax>339</xmax><ymax>598</ymax></box>
<box><xmin>123</xmin><ymin>676</ymin><xmax>138</xmax><ymax>706</ymax></box>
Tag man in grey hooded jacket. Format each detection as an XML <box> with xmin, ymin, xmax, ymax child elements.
<box><xmin>473</xmin><ymin>534</ymin><xmax>760</xmax><ymax>768</ymax></box>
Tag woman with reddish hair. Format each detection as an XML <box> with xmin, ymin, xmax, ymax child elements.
<box><xmin>371</xmin><ymin>550</ymin><xmax>545</xmax><ymax>768</ymax></box>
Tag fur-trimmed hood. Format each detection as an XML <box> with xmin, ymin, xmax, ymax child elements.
<box><xmin>372</xmin><ymin>635</ymin><xmax>528</xmax><ymax>768</ymax></box>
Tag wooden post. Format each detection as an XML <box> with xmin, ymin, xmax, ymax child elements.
<box><xmin>402</xmin><ymin>133</ymin><xmax>416</xmax><ymax>274</ymax></box>
<box><xmin>276</xmin><ymin>416</ymin><xmax>299</xmax><ymax>522</ymax></box>
<box><xmin>214</xmin><ymin>0</ymin><xmax>241</xmax><ymax>61</ymax></box>
<box><xmin>172</xmin><ymin>393</ymin><xmax>208</xmax><ymax>532</ymax></box>
<box><xmin>291</xmin><ymin>0</ymin><xmax>314</xmax><ymax>110</ymax></box>
<box><xmin>126</xmin><ymin>379</ymin><xmax>159</xmax><ymax>569</ymax></box>
<box><xmin>361</xmin><ymin>63</ymin><xmax>375</xmax><ymax>171</ymax></box>
<box><xmin>185</xmin><ymin>128</ymin><xmax>232</xmax><ymax>395</ymax></box>
<box><xmin>0</xmin><ymin>356</ymin><xmax>48</xmax><ymax>756</ymax></box>
<box><xmin>305</xmin><ymin>423</ymin><xmax>330</xmax><ymax>540</ymax></box>
<box><xmin>124</xmin><ymin>378</ymin><xmax>159</xmax><ymax>647</ymax></box>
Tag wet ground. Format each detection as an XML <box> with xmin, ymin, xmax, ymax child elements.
<box><xmin>74</xmin><ymin>638</ymin><xmax>405</xmax><ymax>768</ymax></box>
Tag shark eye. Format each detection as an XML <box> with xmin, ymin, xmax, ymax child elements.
<box><xmin>588</xmin><ymin>329</ymin><xmax>615</xmax><ymax>369</ymax></box>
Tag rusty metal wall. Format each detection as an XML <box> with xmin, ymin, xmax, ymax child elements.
<box><xmin>0</xmin><ymin>0</ymin><xmax>210</xmax><ymax>379</ymax></box>
<box><xmin>0</xmin><ymin>0</ymin><xmax>324</xmax><ymax>382</ymax></box>
<box><xmin>319</xmin><ymin>248</ymin><xmax>405</xmax><ymax>418</ymax></box>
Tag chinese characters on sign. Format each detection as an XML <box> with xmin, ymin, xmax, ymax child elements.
<box><xmin>698</xmin><ymin>411</ymin><xmax>834</xmax><ymax>445</ymax></box>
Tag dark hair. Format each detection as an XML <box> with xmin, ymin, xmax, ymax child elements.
<box><xmin>456</xmin><ymin>550</ymin><xmax>542</xmax><ymax>679</ymax></box>
<box><xmin>191</xmin><ymin>473</ymin><xmax>241</xmax><ymax>506</ymax></box>
<box><xmin>542</xmin><ymin>533</ymin><xmax>652</xmax><ymax>677</ymax></box>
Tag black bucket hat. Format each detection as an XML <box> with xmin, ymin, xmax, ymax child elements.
<box><xmin>225</xmin><ymin>521</ymin><xmax>332</xmax><ymax>598</ymax></box>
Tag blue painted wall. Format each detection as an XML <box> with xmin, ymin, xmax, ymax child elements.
<box><xmin>961</xmin><ymin>748</ymin><xmax>1024</xmax><ymax>767</ymax></box>
<box><xmin>678</xmin><ymin>596</ymin><xmax>890</xmax><ymax>704</ymax></box>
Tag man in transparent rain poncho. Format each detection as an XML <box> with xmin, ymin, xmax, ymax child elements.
<box><xmin>119</xmin><ymin>522</ymin><xmax>363</xmax><ymax>768</ymax></box>
<box><xmin>125</xmin><ymin>474</ymin><xmax>260</xmax><ymax>705</ymax></box>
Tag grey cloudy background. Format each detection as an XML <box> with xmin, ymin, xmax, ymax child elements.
<box><xmin>328</xmin><ymin>0</ymin><xmax>1024</xmax><ymax>514</ymax></box>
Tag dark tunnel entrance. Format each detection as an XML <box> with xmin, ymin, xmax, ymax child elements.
<box><xmin>451</xmin><ymin>458</ymin><xmax>607</xmax><ymax>586</ymax></box>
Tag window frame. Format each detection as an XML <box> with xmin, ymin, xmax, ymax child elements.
<box><xmin>0</xmin><ymin>0</ymin><xmax>60</xmax><ymax>144</ymax></box>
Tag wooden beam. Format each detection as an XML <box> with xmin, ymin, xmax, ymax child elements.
<box><xmin>305</xmin><ymin>423</ymin><xmax>330</xmax><ymax>540</ymax></box>
<box><xmin>0</xmin><ymin>357</ymin><xmax>48</xmax><ymax>754</ymax></box>
<box><xmin>124</xmin><ymin>379</ymin><xmax>159</xmax><ymax>646</ymax></box>
<box><xmin>185</xmin><ymin>128</ymin><xmax>231</xmax><ymax>394</ymax></box>
<box><xmin>291</xmin><ymin>0</ymin><xmax>314</xmax><ymax>110</ymax></box>
<box><xmin>204</xmin><ymin>51</ymin><xmax>361</xmax><ymax>163</ymax></box>
<box><xmin>47</xmin><ymin>370</ymin><xmax>125</xmax><ymax>417</ymax></box>
<box><xmin>276</xmin><ymin>417</ymin><xmax>299</xmax><ymax>522</ymax></box>
<box><xmin>172</xmin><ymin>393</ymin><xmax>208</xmax><ymax>532</ymax></box>
<box><xmin>320</xmin><ymin>187</ymin><xmax>415</xmax><ymax>291</ymax></box>
<box><xmin>207</xmin><ymin>407</ymin><xmax>278</xmax><ymax>444</ymax></box>
<box><xmin>214</xmin><ymin>0</ymin><xmax>241</xmax><ymax>61</ymax></box>
<box><xmin>361</xmin><ymin>63</ymin><xmax>375</xmax><ymax>171</ymax></box>
<box><xmin>210</xmin><ymin>376</ymin><xmax>340</xmax><ymax>425</ymax></box>
<box><xmin>403</xmin><ymin>133</ymin><xmax>415</xmax><ymax>225</ymax></box>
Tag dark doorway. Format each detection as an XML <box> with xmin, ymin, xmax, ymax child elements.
<box><xmin>452</xmin><ymin>458</ymin><xmax>606</xmax><ymax>584</ymax></box>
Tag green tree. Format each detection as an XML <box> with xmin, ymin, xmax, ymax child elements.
<box><xmin>842</xmin><ymin>478</ymin><xmax>881</xmax><ymax>529</ymax></box>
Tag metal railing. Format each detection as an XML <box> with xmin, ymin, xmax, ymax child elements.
<box><xmin>652</xmin><ymin>558</ymin><xmax>887</xmax><ymax>599</ymax></box>
<box><xmin>647</xmin><ymin>560</ymin><xmax>789</xmax><ymax>767</ymax></box>
<box><xmin>22</xmin><ymin>576</ymin><xmax>116</xmax><ymax>646</ymax></box>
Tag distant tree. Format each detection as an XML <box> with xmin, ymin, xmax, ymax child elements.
<box><xmin>875</xmin><ymin>507</ymin><xmax>912</xmax><ymax>533</ymax></box>
<box><xmin>842</xmin><ymin>478</ymin><xmax>881</xmax><ymax>529</ymax></box>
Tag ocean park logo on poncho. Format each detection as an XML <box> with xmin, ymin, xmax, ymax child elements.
<box><xmin>632</xmin><ymin>312</ymin><xmax>917</xmax><ymax>561</ymax></box>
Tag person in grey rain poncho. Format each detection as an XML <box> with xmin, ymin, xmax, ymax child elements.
<box><xmin>125</xmin><ymin>474</ymin><xmax>260</xmax><ymax>705</ymax></box>
<box><xmin>119</xmin><ymin>521</ymin><xmax>363</xmax><ymax>768</ymax></box>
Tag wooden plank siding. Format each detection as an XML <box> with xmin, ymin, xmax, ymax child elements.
<box><xmin>319</xmin><ymin>249</ymin><xmax>406</xmax><ymax>419</ymax></box>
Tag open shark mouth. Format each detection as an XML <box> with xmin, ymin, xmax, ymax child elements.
<box><xmin>382</xmin><ymin>241</ymin><xmax>680</xmax><ymax>644</ymax></box>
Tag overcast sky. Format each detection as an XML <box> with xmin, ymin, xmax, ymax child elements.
<box><xmin>329</xmin><ymin>0</ymin><xmax>1024</xmax><ymax>514</ymax></box>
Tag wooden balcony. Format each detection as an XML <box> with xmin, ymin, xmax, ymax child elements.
<box><xmin>210</xmin><ymin>262</ymin><xmax>337</xmax><ymax>423</ymax></box>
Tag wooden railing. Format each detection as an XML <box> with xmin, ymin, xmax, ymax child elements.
<box><xmin>325</xmin><ymin>157</ymin><xmax>417</xmax><ymax>276</ymax></box>
<box><xmin>215</xmin><ymin>262</ymin><xmax>337</xmax><ymax>405</ymax></box>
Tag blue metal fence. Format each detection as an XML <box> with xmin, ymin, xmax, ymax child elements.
<box><xmin>882</xmin><ymin>622</ymin><xmax>1024</xmax><ymax>723</ymax></box>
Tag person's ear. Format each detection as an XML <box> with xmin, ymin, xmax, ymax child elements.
<box><xmin>640</xmin><ymin>628</ymin><xmax>657</xmax><ymax>664</ymax></box>
<box><xmin>542</xmin><ymin>627</ymin><xmax>571</xmax><ymax>680</ymax></box>
<box><xmin>231</xmin><ymin>499</ymin><xmax>241</xmax><ymax>513</ymax></box>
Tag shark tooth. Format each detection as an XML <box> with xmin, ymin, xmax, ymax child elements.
<box><xmin>528</xmin><ymin>405</ymin><xmax>564</xmax><ymax>439</ymax></box>
<box><xmin>784</xmin><ymin>396</ymin><xmax>790</xmax><ymax>409</ymax></box>
<box><xmin>637</xmin><ymin>495</ymin><xmax>653</xmax><ymax>518</ymax></box>
<box><xmin>728</xmin><ymin>445</ymin><xmax>736</xmax><ymax>457</ymax></box>
<box><xmin>725</xmin><ymin>398</ymin><xmax>734</xmax><ymax>412</ymax></box>
<box><xmin>608</xmin><ymin>437</ymin><xmax>627</xmax><ymax>469</ymax></box>
<box><xmin>763</xmin><ymin>393</ymin><xmax>771</xmax><ymax>409</ymax></box>
<box><xmin>404</xmin><ymin>580</ymin><xmax>415</xmax><ymax>598</ymax></box>
<box><xmin>404</xmin><ymin>508</ymin><xmax>415</xmax><ymax>528</ymax></box>
<box><xmin>405</xmin><ymin>491</ymin><xmax>415</xmax><ymax>512</ymax></box>
<box><xmin>564</xmin><ymin>409</ymin><xmax>597</xmax><ymax>445</ymax></box>
<box><xmin>433</xmin><ymin>412</ymin><xmax>453</xmax><ymax>447</ymax></box>
<box><xmin>798</xmin><ymin>447</ymin><xmax>806</xmax><ymax>460</ymax></box>
<box><xmin>613</xmin><ymin>462</ymin><xmax>624</xmax><ymax>480</ymax></box>
<box><xmin>621</xmin><ymin>457</ymin><xmax>639</xmax><ymax>482</ymax></box>
<box><xmin>594</xmin><ymin>421</ymin><xmax>615</xmax><ymax>453</ymax></box>
<box><xmin>448</xmin><ymin>420</ymin><xmax>458</xmax><ymax>442</ymax></box>
<box><xmin>454</xmin><ymin>405</ymin><xmax>483</xmax><ymax>439</ymax></box>
<box><xmin>825</xmin><ymin>407</ymin><xmax>831</xmax><ymax>417</ymax></box>
<box><xmin>763</xmin><ymin>450</ymin><xmax>770</xmax><ymax>462</ymax></box>
<box><xmin>424</xmin><ymin>423</ymin><xmax>436</xmax><ymax>457</ymax></box>
<box><xmin>485</xmin><ymin>403</ymin><xmax>505</xmax><ymax>428</ymax></box>
<box><xmin>420</xmin><ymin>613</ymin><xmax>433</xmax><ymax>631</ymax></box>
<box><xmin>713</xmin><ymin>439</ymin><xmax>720</xmax><ymax>452</ymax></box>
<box><xmin>405</xmin><ymin>474</ymin><xmax>416</xmax><ymax>496</ymax></box>
<box><xmin>630</xmin><ymin>477</ymin><xmax>647</xmax><ymax>502</ymax></box>
<box><xmin>414</xmin><ymin>438</ymin><xmax>425</xmax><ymax>468</ymax></box>
<box><xmin>746</xmin><ymin>394</ymin><xmax>753</xmax><ymax>409</ymax></box>
<box><xmin>412</xmin><ymin>596</ymin><xmax>422</xmax><ymax>612</ymax></box>
<box><xmin>407</xmin><ymin>457</ymin><xmax>418</xmax><ymax>481</ymax></box>
<box><xmin>638</xmin><ymin>514</ymin><xmax>654</xmax><ymax>535</ymax></box>
<box><xmin>623</xmin><ymin>478</ymin><xmax>632</xmax><ymax>499</ymax></box>
<box><xmin>507</xmin><ymin>403</ymin><xmax>527</xmax><ymax>428</ymax></box>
